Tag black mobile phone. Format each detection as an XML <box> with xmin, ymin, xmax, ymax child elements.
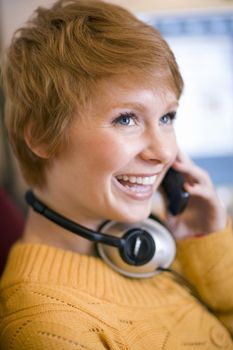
<box><xmin>161</xmin><ymin>168</ymin><xmax>189</xmax><ymax>216</ymax></box>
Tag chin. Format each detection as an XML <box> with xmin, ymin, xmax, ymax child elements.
<box><xmin>111</xmin><ymin>206</ymin><xmax>151</xmax><ymax>224</ymax></box>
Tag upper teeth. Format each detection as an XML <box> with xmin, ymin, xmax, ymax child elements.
<box><xmin>116</xmin><ymin>175</ymin><xmax>157</xmax><ymax>185</ymax></box>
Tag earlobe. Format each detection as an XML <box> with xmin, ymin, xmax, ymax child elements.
<box><xmin>24</xmin><ymin>125</ymin><xmax>50</xmax><ymax>159</ymax></box>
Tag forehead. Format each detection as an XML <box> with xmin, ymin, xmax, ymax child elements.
<box><xmin>87</xmin><ymin>73</ymin><xmax>178</xmax><ymax>112</ymax></box>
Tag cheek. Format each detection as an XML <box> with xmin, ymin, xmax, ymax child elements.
<box><xmin>167</xmin><ymin>132</ymin><xmax>178</xmax><ymax>162</ymax></box>
<box><xmin>153</xmin><ymin>135</ymin><xmax>178</xmax><ymax>188</ymax></box>
<box><xmin>171</xmin><ymin>137</ymin><xmax>179</xmax><ymax>162</ymax></box>
<box><xmin>84</xmin><ymin>135</ymin><xmax>137</xmax><ymax>173</ymax></box>
<box><xmin>158</xmin><ymin>136</ymin><xmax>178</xmax><ymax>184</ymax></box>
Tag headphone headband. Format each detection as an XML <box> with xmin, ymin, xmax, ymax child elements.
<box><xmin>25</xmin><ymin>190</ymin><xmax>123</xmax><ymax>248</ymax></box>
<box><xmin>25</xmin><ymin>190</ymin><xmax>176</xmax><ymax>278</ymax></box>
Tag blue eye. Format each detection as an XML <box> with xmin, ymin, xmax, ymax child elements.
<box><xmin>160</xmin><ymin>112</ymin><xmax>176</xmax><ymax>125</ymax></box>
<box><xmin>114</xmin><ymin>112</ymin><xmax>137</xmax><ymax>126</ymax></box>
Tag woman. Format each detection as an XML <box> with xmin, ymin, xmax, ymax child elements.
<box><xmin>0</xmin><ymin>0</ymin><xmax>232</xmax><ymax>348</ymax></box>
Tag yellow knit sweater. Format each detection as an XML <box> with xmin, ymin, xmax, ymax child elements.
<box><xmin>0</xmin><ymin>221</ymin><xmax>233</xmax><ymax>349</ymax></box>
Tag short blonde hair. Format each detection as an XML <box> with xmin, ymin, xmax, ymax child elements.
<box><xmin>2</xmin><ymin>0</ymin><xmax>183</xmax><ymax>187</ymax></box>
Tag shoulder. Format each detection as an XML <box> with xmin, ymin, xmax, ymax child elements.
<box><xmin>0</xmin><ymin>243</ymin><xmax>128</xmax><ymax>349</ymax></box>
<box><xmin>0</xmin><ymin>281</ymin><xmax>125</xmax><ymax>350</ymax></box>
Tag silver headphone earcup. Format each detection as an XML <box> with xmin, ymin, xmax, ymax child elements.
<box><xmin>97</xmin><ymin>218</ymin><xmax>176</xmax><ymax>278</ymax></box>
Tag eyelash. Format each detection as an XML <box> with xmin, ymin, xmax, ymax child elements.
<box><xmin>113</xmin><ymin>112</ymin><xmax>138</xmax><ymax>127</ymax></box>
<box><xmin>113</xmin><ymin>111</ymin><xmax>177</xmax><ymax>128</ymax></box>
<box><xmin>159</xmin><ymin>112</ymin><xmax>177</xmax><ymax>125</ymax></box>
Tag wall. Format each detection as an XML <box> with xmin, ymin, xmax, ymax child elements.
<box><xmin>108</xmin><ymin>0</ymin><xmax>233</xmax><ymax>12</ymax></box>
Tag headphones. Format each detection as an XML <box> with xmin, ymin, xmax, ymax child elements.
<box><xmin>25</xmin><ymin>190</ymin><xmax>176</xmax><ymax>278</ymax></box>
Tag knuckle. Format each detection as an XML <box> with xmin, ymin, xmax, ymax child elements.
<box><xmin>200</xmin><ymin>169</ymin><xmax>210</xmax><ymax>181</ymax></box>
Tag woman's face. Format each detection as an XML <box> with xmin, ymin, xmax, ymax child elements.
<box><xmin>42</xmin><ymin>75</ymin><xmax>179</xmax><ymax>228</ymax></box>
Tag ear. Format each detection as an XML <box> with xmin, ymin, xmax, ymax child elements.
<box><xmin>24</xmin><ymin>125</ymin><xmax>50</xmax><ymax>159</ymax></box>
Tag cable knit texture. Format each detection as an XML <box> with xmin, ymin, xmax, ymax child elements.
<box><xmin>0</xmin><ymin>220</ymin><xmax>233</xmax><ymax>349</ymax></box>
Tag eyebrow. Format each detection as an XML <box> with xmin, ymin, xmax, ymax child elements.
<box><xmin>110</xmin><ymin>101</ymin><xmax>179</xmax><ymax>112</ymax></box>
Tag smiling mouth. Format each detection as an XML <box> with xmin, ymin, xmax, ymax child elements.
<box><xmin>116</xmin><ymin>174</ymin><xmax>157</xmax><ymax>185</ymax></box>
<box><xmin>114</xmin><ymin>174</ymin><xmax>158</xmax><ymax>197</ymax></box>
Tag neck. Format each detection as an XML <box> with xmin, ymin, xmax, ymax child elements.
<box><xmin>20</xmin><ymin>209</ymin><xmax>97</xmax><ymax>256</ymax></box>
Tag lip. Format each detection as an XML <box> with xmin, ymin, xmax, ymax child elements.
<box><xmin>112</xmin><ymin>176</ymin><xmax>154</xmax><ymax>201</ymax></box>
<box><xmin>115</xmin><ymin>172</ymin><xmax>161</xmax><ymax>177</ymax></box>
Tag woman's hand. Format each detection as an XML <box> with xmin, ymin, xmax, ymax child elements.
<box><xmin>163</xmin><ymin>150</ymin><xmax>228</xmax><ymax>240</ymax></box>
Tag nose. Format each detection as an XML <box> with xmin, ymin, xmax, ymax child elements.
<box><xmin>140</xmin><ymin>127</ymin><xmax>177</xmax><ymax>166</ymax></box>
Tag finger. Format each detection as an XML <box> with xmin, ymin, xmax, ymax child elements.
<box><xmin>173</xmin><ymin>148</ymin><xmax>213</xmax><ymax>187</ymax></box>
<box><xmin>183</xmin><ymin>182</ymin><xmax>213</xmax><ymax>199</ymax></box>
<box><xmin>172</xmin><ymin>158</ymin><xmax>211</xmax><ymax>187</ymax></box>
<box><xmin>174</xmin><ymin>148</ymin><xmax>192</xmax><ymax>164</ymax></box>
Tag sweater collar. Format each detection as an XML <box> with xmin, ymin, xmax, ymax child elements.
<box><xmin>0</xmin><ymin>242</ymin><xmax>179</xmax><ymax>306</ymax></box>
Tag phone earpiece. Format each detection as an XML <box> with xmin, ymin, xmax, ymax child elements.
<box><xmin>97</xmin><ymin>218</ymin><xmax>176</xmax><ymax>278</ymax></box>
<box><xmin>161</xmin><ymin>168</ymin><xmax>189</xmax><ymax>215</ymax></box>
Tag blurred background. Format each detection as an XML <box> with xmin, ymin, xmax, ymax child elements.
<box><xmin>0</xmin><ymin>0</ymin><xmax>233</xmax><ymax>219</ymax></box>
